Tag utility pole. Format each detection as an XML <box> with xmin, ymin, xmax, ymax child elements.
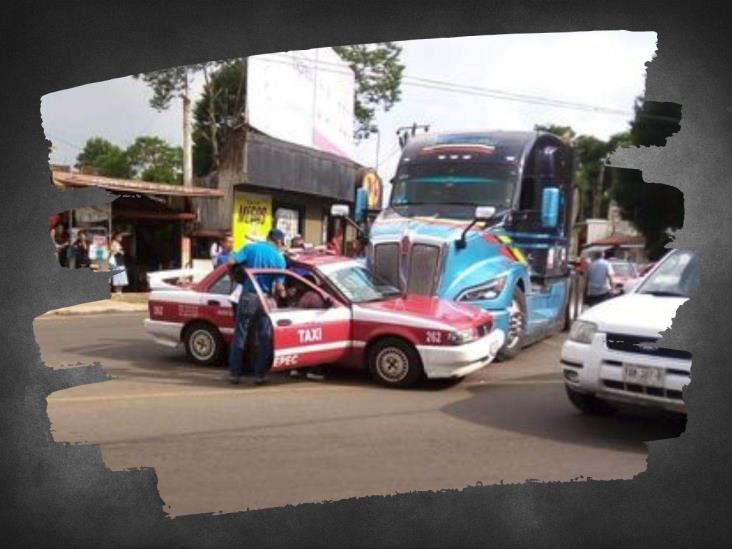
<box><xmin>182</xmin><ymin>73</ymin><xmax>193</xmax><ymax>188</ymax></box>
<box><xmin>373</xmin><ymin>128</ymin><xmax>381</xmax><ymax>168</ymax></box>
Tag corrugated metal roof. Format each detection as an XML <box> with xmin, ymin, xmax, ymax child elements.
<box><xmin>52</xmin><ymin>171</ymin><xmax>224</xmax><ymax>198</ymax></box>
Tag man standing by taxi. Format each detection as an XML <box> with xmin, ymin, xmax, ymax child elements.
<box><xmin>227</xmin><ymin>229</ymin><xmax>287</xmax><ymax>386</ymax></box>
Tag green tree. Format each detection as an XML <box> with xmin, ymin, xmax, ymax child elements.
<box><xmin>134</xmin><ymin>61</ymin><xmax>235</xmax><ymax>184</ymax></box>
<box><xmin>75</xmin><ymin>137</ymin><xmax>132</xmax><ymax>178</ymax></box>
<box><xmin>609</xmin><ymin>99</ymin><xmax>683</xmax><ymax>259</ymax></box>
<box><xmin>126</xmin><ymin>136</ymin><xmax>183</xmax><ymax>184</ymax></box>
<box><xmin>192</xmin><ymin>60</ymin><xmax>247</xmax><ymax>176</ymax></box>
<box><xmin>333</xmin><ymin>43</ymin><xmax>405</xmax><ymax>139</ymax></box>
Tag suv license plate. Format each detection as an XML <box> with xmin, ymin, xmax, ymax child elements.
<box><xmin>622</xmin><ymin>364</ymin><xmax>665</xmax><ymax>388</ymax></box>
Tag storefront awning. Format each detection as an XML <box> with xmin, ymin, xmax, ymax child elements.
<box><xmin>52</xmin><ymin>171</ymin><xmax>224</xmax><ymax>198</ymax></box>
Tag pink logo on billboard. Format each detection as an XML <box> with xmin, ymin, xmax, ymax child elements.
<box><xmin>312</xmin><ymin>128</ymin><xmax>350</xmax><ymax>159</ymax></box>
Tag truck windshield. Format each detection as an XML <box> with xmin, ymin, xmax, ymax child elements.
<box><xmin>390</xmin><ymin>162</ymin><xmax>517</xmax><ymax>219</ymax></box>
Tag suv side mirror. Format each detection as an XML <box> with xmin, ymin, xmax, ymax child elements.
<box><xmin>541</xmin><ymin>187</ymin><xmax>560</xmax><ymax>229</ymax></box>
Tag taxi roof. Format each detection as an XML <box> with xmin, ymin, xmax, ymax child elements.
<box><xmin>285</xmin><ymin>249</ymin><xmax>352</xmax><ymax>267</ymax></box>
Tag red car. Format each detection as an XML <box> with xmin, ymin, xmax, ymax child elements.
<box><xmin>144</xmin><ymin>251</ymin><xmax>506</xmax><ymax>388</ymax></box>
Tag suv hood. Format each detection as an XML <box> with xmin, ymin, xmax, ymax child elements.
<box><xmin>580</xmin><ymin>292</ymin><xmax>688</xmax><ymax>338</ymax></box>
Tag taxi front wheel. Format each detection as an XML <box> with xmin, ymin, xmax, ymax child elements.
<box><xmin>368</xmin><ymin>338</ymin><xmax>424</xmax><ymax>389</ymax></box>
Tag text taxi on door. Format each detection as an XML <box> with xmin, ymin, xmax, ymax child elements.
<box><xmin>144</xmin><ymin>249</ymin><xmax>506</xmax><ymax>388</ymax></box>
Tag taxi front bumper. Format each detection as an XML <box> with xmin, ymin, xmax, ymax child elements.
<box><xmin>417</xmin><ymin>329</ymin><xmax>506</xmax><ymax>379</ymax></box>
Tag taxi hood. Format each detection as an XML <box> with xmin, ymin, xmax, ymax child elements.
<box><xmin>357</xmin><ymin>295</ymin><xmax>492</xmax><ymax>330</ymax></box>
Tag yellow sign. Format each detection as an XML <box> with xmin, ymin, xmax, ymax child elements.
<box><xmin>232</xmin><ymin>192</ymin><xmax>272</xmax><ymax>250</ymax></box>
<box><xmin>361</xmin><ymin>169</ymin><xmax>382</xmax><ymax>209</ymax></box>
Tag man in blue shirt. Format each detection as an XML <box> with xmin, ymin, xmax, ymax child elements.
<box><xmin>227</xmin><ymin>229</ymin><xmax>287</xmax><ymax>385</ymax></box>
<box><xmin>584</xmin><ymin>250</ymin><xmax>613</xmax><ymax>307</ymax></box>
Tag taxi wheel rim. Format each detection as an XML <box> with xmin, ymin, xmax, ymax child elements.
<box><xmin>375</xmin><ymin>347</ymin><xmax>410</xmax><ymax>383</ymax></box>
<box><xmin>505</xmin><ymin>299</ymin><xmax>523</xmax><ymax>349</ymax></box>
<box><xmin>190</xmin><ymin>329</ymin><xmax>216</xmax><ymax>361</ymax></box>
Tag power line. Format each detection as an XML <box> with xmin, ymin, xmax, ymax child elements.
<box><xmin>262</xmin><ymin>52</ymin><xmax>636</xmax><ymax>117</ymax></box>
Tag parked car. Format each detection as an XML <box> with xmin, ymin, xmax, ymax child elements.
<box><xmin>144</xmin><ymin>250</ymin><xmax>506</xmax><ymax>388</ymax></box>
<box><xmin>147</xmin><ymin>266</ymin><xmax>213</xmax><ymax>291</ymax></box>
<box><xmin>607</xmin><ymin>260</ymin><xmax>639</xmax><ymax>292</ymax></box>
<box><xmin>560</xmin><ymin>249</ymin><xmax>697</xmax><ymax>414</ymax></box>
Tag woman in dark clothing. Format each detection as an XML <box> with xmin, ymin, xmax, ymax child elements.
<box><xmin>67</xmin><ymin>230</ymin><xmax>91</xmax><ymax>269</ymax></box>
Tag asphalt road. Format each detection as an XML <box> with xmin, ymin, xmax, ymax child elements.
<box><xmin>34</xmin><ymin>312</ymin><xmax>685</xmax><ymax>517</ymax></box>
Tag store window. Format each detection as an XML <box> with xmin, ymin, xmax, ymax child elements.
<box><xmin>274</xmin><ymin>206</ymin><xmax>301</xmax><ymax>247</ymax></box>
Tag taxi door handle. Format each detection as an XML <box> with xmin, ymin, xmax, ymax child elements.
<box><xmin>276</xmin><ymin>319</ymin><xmax>292</xmax><ymax>327</ymax></box>
<box><xmin>207</xmin><ymin>299</ymin><xmax>222</xmax><ymax>306</ymax></box>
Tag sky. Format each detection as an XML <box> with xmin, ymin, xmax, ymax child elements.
<box><xmin>42</xmin><ymin>31</ymin><xmax>657</xmax><ymax>200</ymax></box>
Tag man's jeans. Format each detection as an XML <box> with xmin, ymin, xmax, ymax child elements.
<box><xmin>228</xmin><ymin>292</ymin><xmax>273</xmax><ymax>378</ymax></box>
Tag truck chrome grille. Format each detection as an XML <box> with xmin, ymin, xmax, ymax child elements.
<box><xmin>407</xmin><ymin>243</ymin><xmax>441</xmax><ymax>295</ymax></box>
<box><xmin>373</xmin><ymin>243</ymin><xmax>400</xmax><ymax>289</ymax></box>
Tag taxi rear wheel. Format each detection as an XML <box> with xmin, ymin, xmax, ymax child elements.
<box><xmin>184</xmin><ymin>322</ymin><xmax>225</xmax><ymax>366</ymax></box>
<box><xmin>368</xmin><ymin>338</ymin><xmax>424</xmax><ymax>389</ymax></box>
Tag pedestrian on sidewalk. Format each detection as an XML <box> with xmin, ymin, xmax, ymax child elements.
<box><xmin>214</xmin><ymin>235</ymin><xmax>235</xmax><ymax>267</ymax></box>
<box><xmin>67</xmin><ymin>229</ymin><xmax>91</xmax><ymax>269</ymax></box>
<box><xmin>109</xmin><ymin>232</ymin><xmax>129</xmax><ymax>294</ymax></box>
<box><xmin>51</xmin><ymin>224</ymin><xmax>70</xmax><ymax>267</ymax></box>
<box><xmin>227</xmin><ymin>228</ymin><xmax>287</xmax><ymax>386</ymax></box>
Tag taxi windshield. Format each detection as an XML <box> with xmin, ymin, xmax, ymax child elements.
<box><xmin>324</xmin><ymin>264</ymin><xmax>402</xmax><ymax>303</ymax></box>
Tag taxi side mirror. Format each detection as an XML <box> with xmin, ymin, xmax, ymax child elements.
<box><xmin>323</xmin><ymin>295</ymin><xmax>334</xmax><ymax>308</ymax></box>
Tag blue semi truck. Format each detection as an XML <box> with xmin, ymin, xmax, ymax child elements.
<box><xmin>354</xmin><ymin>130</ymin><xmax>580</xmax><ymax>360</ymax></box>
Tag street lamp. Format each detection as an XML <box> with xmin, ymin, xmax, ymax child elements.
<box><xmin>373</xmin><ymin>128</ymin><xmax>381</xmax><ymax>168</ymax></box>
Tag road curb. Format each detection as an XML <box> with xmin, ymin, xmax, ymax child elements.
<box><xmin>41</xmin><ymin>301</ymin><xmax>148</xmax><ymax>317</ymax></box>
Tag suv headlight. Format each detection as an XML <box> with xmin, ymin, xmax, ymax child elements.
<box><xmin>457</xmin><ymin>275</ymin><xmax>507</xmax><ymax>302</ymax></box>
<box><xmin>447</xmin><ymin>328</ymin><xmax>477</xmax><ymax>345</ymax></box>
<box><xmin>569</xmin><ymin>320</ymin><xmax>597</xmax><ymax>344</ymax></box>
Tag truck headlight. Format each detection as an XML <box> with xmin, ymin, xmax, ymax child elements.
<box><xmin>457</xmin><ymin>275</ymin><xmax>507</xmax><ymax>302</ymax></box>
<box><xmin>447</xmin><ymin>328</ymin><xmax>477</xmax><ymax>345</ymax></box>
<box><xmin>569</xmin><ymin>320</ymin><xmax>597</xmax><ymax>344</ymax></box>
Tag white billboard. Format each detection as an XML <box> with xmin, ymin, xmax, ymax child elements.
<box><xmin>247</xmin><ymin>48</ymin><xmax>355</xmax><ymax>160</ymax></box>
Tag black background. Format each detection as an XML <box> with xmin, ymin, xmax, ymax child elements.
<box><xmin>1</xmin><ymin>1</ymin><xmax>731</xmax><ymax>546</ymax></box>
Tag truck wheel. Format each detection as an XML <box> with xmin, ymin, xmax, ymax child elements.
<box><xmin>565</xmin><ymin>385</ymin><xmax>615</xmax><ymax>415</ymax></box>
<box><xmin>184</xmin><ymin>322</ymin><xmax>225</xmax><ymax>366</ymax></box>
<box><xmin>497</xmin><ymin>286</ymin><xmax>526</xmax><ymax>361</ymax></box>
<box><xmin>368</xmin><ymin>337</ymin><xmax>424</xmax><ymax>389</ymax></box>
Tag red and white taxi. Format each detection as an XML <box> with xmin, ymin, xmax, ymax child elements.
<box><xmin>144</xmin><ymin>251</ymin><xmax>506</xmax><ymax>388</ymax></box>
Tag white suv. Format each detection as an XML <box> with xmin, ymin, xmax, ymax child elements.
<box><xmin>561</xmin><ymin>249</ymin><xmax>697</xmax><ymax>415</ymax></box>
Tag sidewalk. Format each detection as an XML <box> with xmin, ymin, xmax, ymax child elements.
<box><xmin>42</xmin><ymin>292</ymin><xmax>149</xmax><ymax>317</ymax></box>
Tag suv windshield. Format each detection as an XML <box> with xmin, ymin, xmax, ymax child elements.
<box><xmin>324</xmin><ymin>264</ymin><xmax>402</xmax><ymax>303</ymax></box>
<box><xmin>636</xmin><ymin>250</ymin><xmax>698</xmax><ymax>297</ymax></box>
<box><xmin>390</xmin><ymin>162</ymin><xmax>517</xmax><ymax>220</ymax></box>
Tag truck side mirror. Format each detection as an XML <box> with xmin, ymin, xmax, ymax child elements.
<box><xmin>541</xmin><ymin>187</ymin><xmax>560</xmax><ymax>229</ymax></box>
<box><xmin>354</xmin><ymin>188</ymin><xmax>368</xmax><ymax>223</ymax></box>
<box><xmin>331</xmin><ymin>204</ymin><xmax>349</xmax><ymax>217</ymax></box>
